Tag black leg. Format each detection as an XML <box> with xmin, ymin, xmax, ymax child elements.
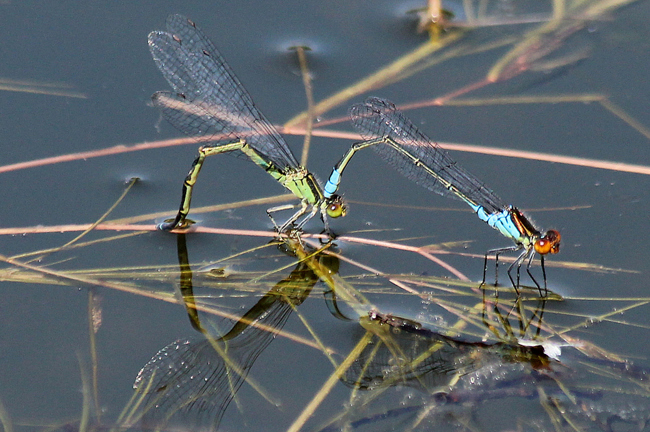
<box><xmin>485</xmin><ymin>245</ymin><xmax>521</xmax><ymax>296</ymax></box>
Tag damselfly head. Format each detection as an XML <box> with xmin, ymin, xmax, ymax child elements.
<box><xmin>326</xmin><ymin>195</ymin><xmax>347</xmax><ymax>218</ymax></box>
<box><xmin>534</xmin><ymin>230</ymin><xmax>561</xmax><ymax>255</ymax></box>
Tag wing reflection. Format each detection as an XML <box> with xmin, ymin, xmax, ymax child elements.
<box><xmin>341</xmin><ymin>309</ymin><xmax>553</xmax><ymax>393</ymax></box>
<box><xmin>132</xmin><ymin>235</ymin><xmax>338</xmax><ymax>432</ymax></box>
<box><xmin>327</xmin><ymin>308</ymin><xmax>650</xmax><ymax>431</ymax></box>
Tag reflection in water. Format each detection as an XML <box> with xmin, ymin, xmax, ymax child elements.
<box><xmin>342</xmin><ymin>309</ymin><xmax>553</xmax><ymax>393</ymax></box>
<box><xmin>327</xmin><ymin>308</ymin><xmax>650</xmax><ymax>431</ymax></box>
<box><xmin>129</xmin><ymin>235</ymin><xmax>650</xmax><ymax>432</ymax></box>
<box><xmin>553</xmin><ymin>392</ymin><xmax>650</xmax><ymax>431</ymax></box>
<box><xmin>130</xmin><ymin>244</ymin><xmax>650</xmax><ymax>432</ymax></box>
<box><xmin>132</xmin><ymin>235</ymin><xmax>339</xmax><ymax>432</ymax></box>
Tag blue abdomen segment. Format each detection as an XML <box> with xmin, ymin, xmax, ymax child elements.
<box><xmin>324</xmin><ymin>169</ymin><xmax>341</xmax><ymax>199</ymax></box>
<box><xmin>469</xmin><ymin>203</ymin><xmax>525</xmax><ymax>244</ymax></box>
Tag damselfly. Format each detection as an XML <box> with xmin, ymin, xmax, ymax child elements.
<box><xmin>325</xmin><ymin>97</ymin><xmax>560</xmax><ymax>294</ymax></box>
<box><xmin>148</xmin><ymin>15</ymin><xmax>346</xmax><ymax>233</ymax></box>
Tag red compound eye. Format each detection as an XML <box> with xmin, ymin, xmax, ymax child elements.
<box><xmin>534</xmin><ymin>230</ymin><xmax>561</xmax><ymax>255</ymax></box>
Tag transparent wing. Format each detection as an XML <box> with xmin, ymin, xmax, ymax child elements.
<box><xmin>349</xmin><ymin>97</ymin><xmax>506</xmax><ymax>214</ymax></box>
<box><xmin>147</xmin><ymin>14</ymin><xmax>299</xmax><ymax>169</ymax></box>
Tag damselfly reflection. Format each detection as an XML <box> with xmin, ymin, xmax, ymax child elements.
<box><xmin>324</xmin><ymin>310</ymin><xmax>650</xmax><ymax>432</ymax></box>
<box><xmin>132</xmin><ymin>235</ymin><xmax>339</xmax><ymax>432</ymax></box>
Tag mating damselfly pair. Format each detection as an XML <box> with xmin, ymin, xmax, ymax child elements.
<box><xmin>148</xmin><ymin>15</ymin><xmax>560</xmax><ymax>294</ymax></box>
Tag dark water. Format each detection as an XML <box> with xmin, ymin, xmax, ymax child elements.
<box><xmin>2</xmin><ymin>0</ymin><xmax>650</xmax><ymax>431</ymax></box>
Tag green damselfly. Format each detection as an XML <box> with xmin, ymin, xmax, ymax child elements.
<box><xmin>149</xmin><ymin>15</ymin><xmax>346</xmax><ymax>233</ymax></box>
